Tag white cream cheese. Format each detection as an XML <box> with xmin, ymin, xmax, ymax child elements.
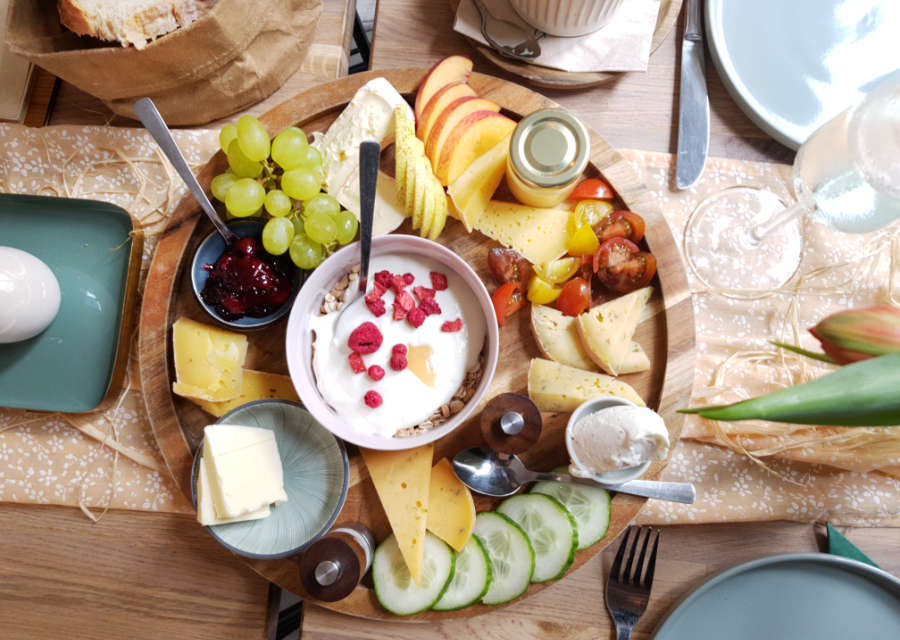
<box><xmin>310</xmin><ymin>254</ymin><xmax>485</xmax><ymax>438</ymax></box>
<box><xmin>0</xmin><ymin>246</ymin><xmax>61</xmax><ymax>344</ymax></box>
<box><xmin>567</xmin><ymin>405</ymin><xmax>670</xmax><ymax>475</ymax></box>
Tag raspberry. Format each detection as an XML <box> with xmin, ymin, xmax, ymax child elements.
<box><xmin>348</xmin><ymin>352</ymin><xmax>366</xmax><ymax>373</ymax></box>
<box><xmin>374</xmin><ymin>270</ymin><xmax>392</xmax><ymax>288</ymax></box>
<box><xmin>441</xmin><ymin>318</ymin><xmax>463</xmax><ymax>332</ymax></box>
<box><xmin>364</xmin><ymin>390</ymin><xmax>383</xmax><ymax>408</ymax></box>
<box><xmin>365</xmin><ymin>281</ymin><xmax>387</xmax><ymax>302</ymax></box>
<box><xmin>347</xmin><ymin>322</ymin><xmax>383</xmax><ymax>354</ymax></box>
<box><xmin>392</xmin><ymin>343</ymin><xmax>407</xmax><ymax>356</ymax></box>
<box><xmin>367</xmin><ymin>365</ymin><xmax>385</xmax><ymax>381</ymax></box>
<box><xmin>413</xmin><ymin>286</ymin><xmax>435</xmax><ymax>303</ymax></box>
<box><xmin>392</xmin><ymin>289</ymin><xmax>415</xmax><ymax>321</ymax></box>
<box><xmin>407</xmin><ymin>307</ymin><xmax>426</xmax><ymax>328</ymax></box>
<box><xmin>430</xmin><ymin>271</ymin><xmax>448</xmax><ymax>290</ymax></box>
<box><xmin>403</xmin><ymin>272</ymin><xmax>415</xmax><ymax>285</ymax></box>
<box><xmin>365</xmin><ymin>298</ymin><xmax>386</xmax><ymax>317</ymax></box>
<box><xmin>420</xmin><ymin>297</ymin><xmax>441</xmax><ymax>316</ymax></box>
<box><xmin>390</xmin><ymin>274</ymin><xmax>408</xmax><ymax>294</ymax></box>
<box><xmin>390</xmin><ymin>352</ymin><xmax>408</xmax><ymax>371</ymax></box>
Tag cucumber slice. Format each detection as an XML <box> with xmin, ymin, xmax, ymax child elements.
<box><xmin>497</xmin><ymin>493</ymin><xmax>577</xmax><ymax>582</ymax></box>
<box><xmin>473</xmin><ymin>511</ymin><xmax>534</xmax><ymax>605</ymax></box>
<box><xmin>372</xmin><ymin>532</ymin><xmax>455</xmax><ymax>616</ymax></box>
<box><xmin>531</xmin><ymin>466</ymin><xmax>611</xmax><ymax>550</ymax></box>
<box><xmin>432</xmin><ymin>534</ymin><xmax>492</xmax><ymax>611</ymax></box>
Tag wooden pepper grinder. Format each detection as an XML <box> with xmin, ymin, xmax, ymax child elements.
<box><xmin>299</xmin><ymin>523</ymin><xmax>375</xmax><ymax>602</ymax></box>
<box><xmin>480</xmin><ymin>392</ymin><xmax>542</xmax><ymax>454</ymax></box>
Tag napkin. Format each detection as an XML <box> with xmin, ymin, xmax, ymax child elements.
<box><xmin>453</xmin><ymin>0</ymin><xmax>661</xmax><ymax>73</ymax></box>
<box><xmin>826</xmin><ymin>523</ymin><xmax>880</xmax><ymax>568</ymax></box>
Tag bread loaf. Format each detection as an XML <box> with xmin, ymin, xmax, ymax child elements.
<box><xmin>58</xmin><ymin>0</ymin><xmax>218</xmax><ymax>49</ymax></box>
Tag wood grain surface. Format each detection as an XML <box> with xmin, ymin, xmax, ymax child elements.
<box><xmin>138</xmin><ymin>67</ymin><xmax>695</xmax><ymax>621</ymax></box>
<box><xmin>447</xmin><ymin>0</ymin><xmax>683</xmax><ymax>89</ymax></box>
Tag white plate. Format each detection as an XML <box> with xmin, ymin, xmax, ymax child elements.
<box><xmin>705</xmin><ymin>0</ymin><xmax>900</xmax><ymax>149</ymax></box>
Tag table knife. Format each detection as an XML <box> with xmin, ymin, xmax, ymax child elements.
<box><xmin>675</xmin><ymin>0</ymin><xmax>710</xmax><ymax>190</ymax></box>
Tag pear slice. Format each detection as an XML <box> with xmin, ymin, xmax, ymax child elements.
<box><xmin>413</xmin><ymin>157</ymin><xmax>429</xmax><ymax>233</ymax></box>
<box><xmin>428</xmin><ymin>178</ymin><xmax>449</xmax><ymax>240</ymax></box>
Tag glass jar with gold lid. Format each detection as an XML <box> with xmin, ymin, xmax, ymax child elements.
<box><xmin>506</xmin><ymin>108</ymin><xmax>590</xmax><ymax>208</ymax></box>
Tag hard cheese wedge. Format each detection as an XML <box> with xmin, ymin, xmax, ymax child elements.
<box><xmin>361</xmin><ymin>444</ymin><xmax>434</xmax><ymax>585</ymax></box>
<box><xmin>448</xmin><ymin>133</ymin><xmax>511</xmax><ymax>232</ymax></box>
<box><xmin>426</xmin><ymin>458</ymin><xmax>475</xmax><ymax>551</ymax></box>
<box><xmin>197</xmin><ymin>455</ymin><xmax>270</xmax><ymax>526</ymax></box>
<box><xmin>527</xmin><ymin>358</ymin><xmax>645</xmax><ymax>412</ymax></box>
<box><xmin>190</xmin><ymin>369</ymin><xmax>300</xmax><ymax>418</ymax></box>
<box><xmin>172</xmin><ymin>317</ymin><xmax>248</xmax><ymax>402</ymax></box>
<box><xmin>474</xmin><ymin>200</ymin><xmax>570</xmax><ymax>265</ymax></box>
<box><xmin>575</xmin><ymin>287</ymin><xmax>653</xmax><ymax>375</ymax></box>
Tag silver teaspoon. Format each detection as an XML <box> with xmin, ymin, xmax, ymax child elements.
<box><xmin>472</xmin><ymin>0</ymin><xmax>542</xmax><ymax>61</ymax></box>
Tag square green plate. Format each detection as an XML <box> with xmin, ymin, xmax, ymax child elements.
<box><xmin>0</xmin><ymin>194</ymin><xmax>142</xmax><ymax>412</ymax></box>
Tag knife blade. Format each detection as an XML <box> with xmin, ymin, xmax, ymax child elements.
<box><xmin>675</xmin><ymin>0</ymin><xmax>710</xmax><ymax>190</ymax></box>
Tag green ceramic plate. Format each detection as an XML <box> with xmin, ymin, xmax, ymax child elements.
<box><xmin>0</xmin><ymin>194</ymin><xmax>141</xmax><ymax>412</ymax></box>
<box><xmin>191</xmin><ymin>400</ymin><xmax>349</xmax><ymax>559</ymax></box>
<box><xmin>652</xmin><ymin>553</ymin><xmax>900</xmax><ymax>639</ymax></box>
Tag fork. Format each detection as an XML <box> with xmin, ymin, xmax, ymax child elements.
<box><xmin>605</xmin><ymin>526</ymin><xmax>660</xmax><ymax>640</ymax></box>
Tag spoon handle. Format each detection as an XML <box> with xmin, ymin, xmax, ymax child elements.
<box><xmin>533</xmin><ymin>472</ymin><xmax>696</xmax><ymax>504</ymax></box>
<box><xmin>133</xmin><ymin>98</ymin><xmax>236</xmax><ymax>244</ymax></box>
<box><xmin>357</xmin><ymin>140</ymin><xmax>379</xmax><ymax>293</ymax></box>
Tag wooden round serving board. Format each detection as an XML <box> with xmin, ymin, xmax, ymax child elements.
<box><xmin>448</xmin><ymin>0</ymin><xmax>683</xmax><ymax>89</ymax></box>
<box><xmin>138</xmin><ymin>68</ymin><xmax>695</xmax><ymax>621</ymax></box>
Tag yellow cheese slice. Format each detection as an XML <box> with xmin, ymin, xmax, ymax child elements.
<box><xmin>172</xmin><ymin>317</ymin><xmax>248</xmax><ymax>402</ymax></box>
<box><xmin>575</xmin><ymin>287</ymin><xmax>653</xmax><ymax>375</ymax></box>
<box><xmin>190</xmin><ymin>369</ymin><xmax>300</xmax><ymax>417</ymax></box>
<box><xmin>527</xmin><ymin>358</ymin><xmax>645</xmax><ymax>412</ymax></box>
<box><xmin>447</xmin><ymin>134</ymin><xmax>512</xmax><ymax>232</ymax></box>
<box><xmin>474</xmin><ymin>200</ymin><xmax>569</xmax><ymax>265</ymax></box>
<box><xmin>426</xmin><ymin>458</ymin><xmax>475</xmax><ymax>551</ymax></box>
<box><xmin>360</xmin><ymin>444</ymin><xmax>434</xmax><ymax>584</ymax></box>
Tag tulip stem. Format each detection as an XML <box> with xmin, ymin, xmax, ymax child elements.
<box><xmin>770</xmin><ymin>341</ymin><xmax>836</xmax><ymax>364</ymax></box>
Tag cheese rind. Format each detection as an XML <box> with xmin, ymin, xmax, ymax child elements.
<box><xmin>426</xmin><ymin>458</ymin><xmax>475</xmax><ymax>551</ymax></box>
<box><xmin>191</xmin><ymin>369</ymin><xmax>299</xmax><ymax>417</ymax></box>
<box><xmin>474</xmin><ymin>201</ymin><xmax>570</xmax><ymax>265</ymax></box>
<box><xmin>197</xmin><ymin>455</ymin><xmax>270</xmax><ymax>526</ymax></box>
<box><xmin>172</xmin><ymin>317</ymin><xmax>248</xmax><ymax>402</ymax></box>
<box><xmin>527</xmin><ymin>358</ymin><xmax>645</xmax><ymax>412</ymax></box>
<box><xmin>361</xmin><ymin>445</ymin><xmax>433</xmax><ymax>584</ymax></box>
<box><xmin>575</xmin><ymin>287</ymin><xmax>653</xmax><ymax>375</ymax></box>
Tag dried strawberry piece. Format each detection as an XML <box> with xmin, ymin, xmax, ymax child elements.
<box><xmin>365</xmin><ymin>297</ymin><xmax>386</xmax><ymax>317</ymax></box>
<box><xmin>390</xmin><ymin>352</ymin><xmax>408</xmax><ymax>371</ymax></box>
<box><xmin>348</xmin><ymin>352</ymin><xmax>366</xmax><ymax>373</ymax></box>
<box><xmin>413</xmin><ymin>286</ymin><xmax>435</xmax><ymax>303</ymax></box>
<box><xmin>367</xmin><ymin>365</ymin><xmax>385</xmax><ymax>381</ymax></box>
<box><xmin>365</xmin><ymin>281</ymin><xmax>387</xmax><ymax>302</ymax></box>
<box><xmin>407</xmin><ymin>307</ymin><xmax>426</xmax><ymax>328</ymax></box>
<box><xmin>392</xmin><ymin>343</ymin><xmax>407</xmax><ymax>356</ymax></box>
<box><xmin>403</xmin><ymin>272</ymin><xmax>415</xmax><ymax>285</ymax></box>
<box><xmin>430</xmin><ymin>271</ymin><xmax>448</xmax><ymax>290</ymax></box>
<box><xmin>364</xmin><ymin>390</ymin><xmax>383</xmax><ymax>408</ymax></box>
<box><xmin>392</xmin><ymin>289</ymin><xmax>415</xmax><ymax>320</ymax></box>
<box><xmin>374</xmin><ymin>270</ymin><xmax>393</xmax><ymax>288</ymax></box>
<box><xmin>420</xmin><ymin>297</ymin><xmax>442</xmax><ymax>316</ymax></box>
<box><xmin>390</xmin><ymin>274</ymin><xmax>408</xmax><ymax>294</ymax></box>
<box><xmin>441</xmin><ymin>318</ymin><xmax>463</xmax><ymax>332</ymax></box>
<box><xmin>347</xmin><ymin>321</ymin><xmax>383</xmax><ymax>354</ymax></box>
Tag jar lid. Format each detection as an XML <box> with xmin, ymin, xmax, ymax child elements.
<box><xmin>510</xmin><ymin>109</ymin><xmax>590</xmax><ymax>188</ymax></box>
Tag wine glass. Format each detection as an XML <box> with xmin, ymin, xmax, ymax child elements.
<box><xmin>683</xmin><ymin>71</ymin><xmax>900</xmax><ymax>297</ymax></box>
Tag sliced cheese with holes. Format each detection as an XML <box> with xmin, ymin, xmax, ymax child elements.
<box><xmin>336</xmin><ymin>169</ymin><xmax>408</xmax><ymax>236</ymax></box>
<box><xmin>575</xmin><ymin>287</ymin><xmax>653</xmax><ymax>375</ymax></box>
<box><xmin>426</xmin><ymin>458</ymin><xmax>475</xmax><ymax>551</ymax></box>
<box><xmin>361</xmin><ymin>444</ymin><xmax>433</xmax><ymax>584</ymax></box>
<box><xmin>190</xmin><ymin>369</ymin><xmax>300</xmax><ymax>417</ymax></box>
<box><xmin>527</xmin><ymin>358</ymin><xmax>645</xmax><ymax>412</ymax></box>
<box><xmin>474</xmin><ymin>200</ymin><xmax>569</xmax><ymax>265</ymax></box>
<box><xmin>172</xmin><ymin>317</ymin><xmax>248</xmax><ymax>401</ymax></box>
<box><xmin>197</xmin><ymin>454</ymin><xmax>270</xmax><ymax>526</ymax></box>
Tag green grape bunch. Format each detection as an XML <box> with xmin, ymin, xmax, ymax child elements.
<box><xmin>210</xmin><ymin>115</ymin><xmax>359</xmax><ymax>270</ymax></box>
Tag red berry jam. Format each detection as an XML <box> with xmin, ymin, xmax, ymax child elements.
<box><xmin>201</xmin><ymin>237</ymin><xmax>293</xmax><ymax>320</ymax></box>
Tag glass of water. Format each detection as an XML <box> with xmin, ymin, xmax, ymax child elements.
<box><xmin>683</xmin><ymin>71</ymin><xmax>900</xmax><ymax>297</ymax></box>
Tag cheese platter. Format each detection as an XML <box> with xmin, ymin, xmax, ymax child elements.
<box><xmin>138</xmin><ymin>66</ymin><xmax>694</xmax><ymax>620</ymax></box>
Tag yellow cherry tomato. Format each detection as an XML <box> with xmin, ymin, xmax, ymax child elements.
<box><xmin>566</xmin><ymin>224</ymin><xmax>600</xmax><ymax>256</ymax></box>
<box><xmin>534</xmin><ymin>257</ymin><xmax>580</xmax><ymax>284</ymax></box>
<box><xmin>567</xmin><ymin>200</ymin><xmax>614</xmax><ymax>236</ymax></box>
<box><xmin>527</xmin><ymin>274</ymin><xmax>563</xmax><ymax>304</ymax></box>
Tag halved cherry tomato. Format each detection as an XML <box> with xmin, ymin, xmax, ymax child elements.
<box><xmin>488</xmin><ymin>248</ymin><xmax>532</xmax><ymax>294</ymax></box>
<box><xmin>593</xmin><ymin>237</ymin><xmax>657</xmax><ymax>293</ymax></box>
<box><xmin>569</xmin><ymin>178</ymin><xmax>614</xmax><ymax>201</ymax></box>
<box><xmin>492</xmin><ymin>281</ymin><xmax>525</xmax><ymax>326</ymax></box>
<box><xmin>527</xmin><ymin>275</ymin><xmax>562</xmax><ymax>304</ymax></box>
<box><xmin>568</xmin><ymin>200</ymin><xmax>614</xmax><ymax>236</ymax></box>
<box><xmin>555</xmin><ymin>277</ymin><xmax>591</xmax><ymax>316</ymax></box>
<box><xmin>594</xmin><ymin>210</ymin><xmax>646</xmax><ymax>244</ymax></box>
<box><xmin>566</xmin><ymin>224</ymin><xmax>600</xmax><ymax>256</ymax></box>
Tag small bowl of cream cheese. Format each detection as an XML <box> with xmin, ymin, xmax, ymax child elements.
<box><xmin>566</xmin><ymin>396</ymin><xmax>670</xmax><ymax>484</ymax></box>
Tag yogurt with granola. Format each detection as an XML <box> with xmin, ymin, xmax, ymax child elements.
<box><xmin>310</xmin><ymin>254</ymin><xmax>485</xmax><ymax>437</ymax></box>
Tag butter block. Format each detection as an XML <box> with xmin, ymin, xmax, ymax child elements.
<box><xmin>575</xmin><ymin>287</ymin><xmax>653</xmax><ymax>375</ymax></box>
<box><xmin>527</xmin><ymin>358</ymin><xmax>645</xmax><ymax>412</ymax></box>
<box><xmin>203</xmin><ymin>424</ymin><xmax>287</xmax><ymax>520</ymax></box>
<box><xmin>426</xmin><ymin>458</ymin><xmax>475</xmax><ymax>551</ymax></box>
<box><xmin>190</xmin><ymin>369</ymin><xmax>299</xmax><ymax>418</ymax></box>
<box><xmin>172</xmin><ymin>317</ymin><xmax>248</xmax><ymax>402</ymax></box>
<box><xmin>474</xmin><ymin>200</ymin><xmax>569</xmax><ymax>265</ymax></box>
<box><xmin>197</xmin><ymin>455</ymin><xmax>270</xmax><ymax>526</ymax></box>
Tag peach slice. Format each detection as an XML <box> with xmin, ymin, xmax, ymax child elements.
<box><xmin>424</xmin><ymin>97</ymin><xmax>500</xmax><ymax>171</ymax></box>
<box><xmin>414</xmin><ymin>55</ymin><xmax>474</xmax><ymax>122</ymax></box>
<box><xmin>448</xmin><ymin>133</ymin><xmax>512</xmax><ymax>232</ymax></box>
<box><xmin>417</xmin><ymin>82</ymin><xmax>477</xmax><ymax>141</ymax></box>
<box><xmin>436</xmin><ymin>112</ymin><xmax>517</xmax><ymax>186</ymax></box>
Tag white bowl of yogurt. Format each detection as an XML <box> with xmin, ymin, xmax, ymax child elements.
<box><xmin>285</xmin><ymin>235</ymin><xmax>499</xmax><ymax>450</ymax></box>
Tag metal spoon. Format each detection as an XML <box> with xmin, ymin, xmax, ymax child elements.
<box><xmin>133</xmin><ymin>97</ymin><xmax>236</xmax><ymax>244</ymax></box>
<box><xmin>472</xmin><ymin>0</ymin><xmax>542</xmax><ymax>61</ymax></box>
<box><xmin>452</xmin><ymin>446</ymin><xmax>696</xmax><ymax>504</ymax></box>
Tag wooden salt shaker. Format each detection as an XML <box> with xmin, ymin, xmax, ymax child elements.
<box><xmin>299</xmin><ymin>523</ymin><xmax>374</xmax><ymax>602</ymax></box>
<box><xmin>480</xmin><ymin>393</ymin><xmax>542</xmax><ymax>454</ymax></box>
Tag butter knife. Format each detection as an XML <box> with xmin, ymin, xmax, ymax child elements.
<box><xmin>675</xmin><ymin>0</ymin><xmax>709</xmax><ymax>190</ymax></box>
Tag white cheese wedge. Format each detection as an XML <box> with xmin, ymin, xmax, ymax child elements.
<box><xmin>335</xmin><ymin>170</ymin><xmax>408</xmax><ymax>236</ymax></box>
<box><xmin>575</xmin><ymin>287</ymin><xmax>653</xmax><ymax>375</ymax></box>
<box><xmin>197</xmin><ymin>455</ymin><xmax>270</xmax><ymax>526</ymax></box>
<box><xmin>202</xmin><ymin>424</ymin><xmax>287</xmax><ymax>520</ymax></box>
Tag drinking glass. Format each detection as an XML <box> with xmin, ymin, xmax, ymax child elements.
<box><xmin>683</xmin><ymin>71</ymin><xmax>900</xmax><ymax>297</ymax></box>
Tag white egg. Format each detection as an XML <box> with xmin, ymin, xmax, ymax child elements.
<box><xmin>0</xmin><ymin>246</ymin><xmax>62</xmax><ymax>344</ymax></box>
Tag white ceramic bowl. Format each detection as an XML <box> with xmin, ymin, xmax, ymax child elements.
<box><xmin>508</xmin><ymin>0</ymin><xmax>624</xmax><ymax>37</ymax></box>
<box><xmin>285</xmin><ymin>235</ymin><xmax>499</xmax><ymax>451</ymax></box>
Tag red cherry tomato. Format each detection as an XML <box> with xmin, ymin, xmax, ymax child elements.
<box><xmin>487</xmin><ymin>248</ymin><xmax>532</xmax><ymax>294</ymax></box>
<box><xmin>593</xmin><ymin>238</ymin><xmax>657</xmax><ymax>293</ymax></box>
<box><xmin>555</xmin><ymin>277</ymin><xmax>592</xmax><ymax>316</ymax></box>
<box><xmin>569</xmin><ymin>178</ymin><xmax>614</xmax><ymax>201</ymax></box>
<box><xmin>594</xmin><ymin>210</ymin><xmax>646</xmax><ymax>244</ymax></box>
<box><xmin>492</xmin><ymin>281</ymin><xmax>525</xmax><ymax>326</ymax></box>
